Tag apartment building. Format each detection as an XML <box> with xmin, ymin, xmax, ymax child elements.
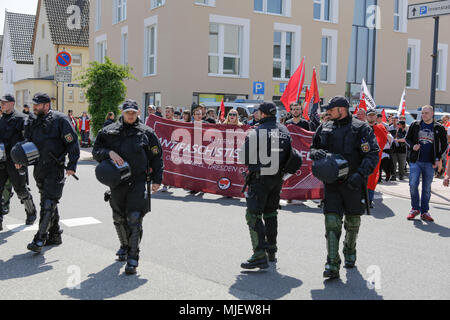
<box><xmin>90</xmin><ymin>0</ymin><xmax>450</xmax><ymax>115</ymax></box>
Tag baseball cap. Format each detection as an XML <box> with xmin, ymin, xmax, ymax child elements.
<box><xmin>0</xmin><ymin>94</ymin><xmax>15</xmax><ymax>102</ymax></box>
<box><xmin>122</xmin><ymin>99</ymin><xmax>139</xmax><ymax>113</ymax></box>
<box><xmin>257</xmin><ymin>102</ymin><xmax>277</xmax><ymax>116</ymax></box>
<box><xmin>367</xmin><ymin>108</ymin><xmax>377</xmax><ymax>115</ymax></box>
<box><xmin>322</xmin><ymin>96</ymin><xmax>350</xmax><ymax>110</ymax></box>
<box><xmin>32</xmin><ymin>93</ymin><xmax>51</xmax><ymax>104</ymax></box>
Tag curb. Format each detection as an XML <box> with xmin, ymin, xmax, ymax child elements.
<box><xmin>377</xmin><ymin>184</ymin><xmax>450</xmax><ymax>206</ymax></box>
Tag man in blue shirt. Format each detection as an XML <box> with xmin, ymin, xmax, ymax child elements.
<box><xmin>406</xmin><ymin>105</ymin><xmax>448</xmax><ymax>222</ymax></box>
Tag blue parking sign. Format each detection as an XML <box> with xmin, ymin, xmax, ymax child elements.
<box><xmin>420</xmin><ymin>6</ymin><xmax>427</xmax><ymax>15</ymax></box>
<box><xmin>253</xmin><ymin>82</ymin><xmax>265</xmax><ymax>95</ymax></box>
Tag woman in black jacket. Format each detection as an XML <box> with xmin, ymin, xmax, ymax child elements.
<box><xmin>103</xmin><ymin>112</ymin><xmax>115</xmax><ymax>128</ymax></box>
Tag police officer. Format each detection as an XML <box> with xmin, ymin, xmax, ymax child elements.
<box><xmin>0</xmin><ymin>94</ymin><xmax>37</xmax><ymax>231</ymax></box>
<box><xmin>310</xmin><ymin>96</ymin><xmax>379</xmax><ymax>279</ymax></box>
<box><xmin>14</xmin><ymin>93</ymin><xmax>80</xmax><ymax>253</ymax></box>
<box><xmin>239</xmin><ymin>102</ymin><xmax>292</xmax><ymax>269</ymax></box>
<box><xmin>93</xmin><ymin>100</ymin><xmax>163</xmax><ymax>275</ymax></box>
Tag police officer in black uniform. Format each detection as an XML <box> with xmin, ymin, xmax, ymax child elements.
<box><xmin>310</xmin><ymin>96</ymin><xmax>379</xmax><ymax>279</ymax></box>
<box><xmin>0</xmin><ymin>94</ymin><xmax>37</xmax><ymax>231</ymax></box>
<box><xmin>93</xmin><ymin>100</ymin><xmax>164</xmax><ymax>275</ymax></box>
<box><xmin>239</xmin><ymin>102</ymin><xmax>292</xmax><ymax>269</ymax></box>
<box><xmin>14</xmin><ymin>93</ymin><xmax>80</xmax><ymax>253</ymax></box>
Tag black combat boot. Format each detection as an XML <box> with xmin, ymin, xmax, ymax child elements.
<box><xmin>125</xmin><ymin>257</ymin><xmax>139</xmax><ymax>275</ymax></box>
<box><xmin>45</xmin><ymin>230</ymin><xmax>63</xmax><ymax>246</ymax></box>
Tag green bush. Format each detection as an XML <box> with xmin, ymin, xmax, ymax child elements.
<box><xmin>79</xmin><ymin>57</ymin><xmax>135</xmax><ymax>136</ymax></box>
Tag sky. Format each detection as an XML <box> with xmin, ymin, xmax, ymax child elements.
<box><xmin>0</xmin><ymin>0</ymin><xmax>39</xmax><ymax>34</ymax></box>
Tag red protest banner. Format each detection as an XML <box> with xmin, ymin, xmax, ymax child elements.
<box><xmin>146</xmin><ymin>115</ymin><xmax>324</xmax><ymax>200</ymax></box>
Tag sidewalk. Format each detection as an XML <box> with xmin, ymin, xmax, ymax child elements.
<box><xmin>79</xmin><ymin>147</ymin><xmax>93</xmax><ymax>161</ymax></box>
<box><xmin>377</xmin><ymin>178</ymin><xmax>450</xmax><ymax>206</ymax></box>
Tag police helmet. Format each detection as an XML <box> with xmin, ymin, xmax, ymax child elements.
<box><xmin>10</xmin><ymin>142</ymin><xmax>40</xmax><ymax>166</ymax></box>
<box><xmin>95</xmin><ymin>159</ymin><xmax>132</xmax><ymax>188</ymax></box>
<box><xmin>312</xmin><ymin>153</ymin><xmax>349</xmax><ymax>184</ymax></box>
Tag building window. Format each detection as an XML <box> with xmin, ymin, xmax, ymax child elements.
<box><xmin>79</xmin><ymin>90</ymin><xmax>85</xmax><ymax>102</ymax></box>
<box><xmin>394</xmin><ymin>0</ymin><xmax>407</xmax><ymax>32</ymax></box>
<box><xmin>144</xmin><ymin>24</ymin><xmax>157</xmax><ymax>76</ymax></box>
<box><xmin>72</xmin><ymin>54</ymin><xmax>82</xmax><ymax>65</ymax></box>
<box><xmin>68</xmin><ymin>90</ymin><xmax>74</xmax><ymax>102</ymax></box>
<box><xmin>209</xmin><ymin>23</ymin><xmax>243</xmax><ymax>76</ymax></box>
<box><xmin>436</xmin><ymin>44</ymin><xmax>448</xmax><ymax>91</ymax></box>
<box><xmin>272</xmin><ymin>23</ymin><xmax>301</xmax><ymax>80</ymax></box>
<box><xmin>38</xmin><ymin>57</ymin><xmax>41</xmax><ymax>77</ymax></box>
<box><xmin>313</xmin><ymin>0</ymin><xmax>338</xmax><ymax>23</ymax></box>
<box><xmin>254</xmin><ymin>0</ymin><xmax>291</xmax><ymax>16</ymax></box>
<box><xmin>42</xmin><ymin>24</ymin><xmax>45</xmax><ymax>39</ymax></box>
<box><xmin>406</xmin><ymin>39</ymin><xmax>421</xmax><ymax>89</ymax></box>
<box><xmin>321</xmin><ymin>36</ymin><xmax>330</xmax><ymax>82</ymax></box>
<box><xmin>273</xmin><ymin>31</ymin><xmax>294</xmax><ymax>79</ymax></box>
<box><xmin>96</xmin><ymin>0</ymin><xmax>102</xmax><ymax>31</ymax></box>
<box><xmin>195</xmin><ymin>0</ymin><xmax>215</xmax><ymax>6</ymax></box>
<box><xmin>151</xmin><ymin>0</ymin><xmax>165</xmax><ymax>9</ymax></box>
<box><xmin>121</xmin><ymin>29</ymin><xmax>128</xmax><ymax>66</ymax></box>
<box><xmin>96</xmin><ymin>35</ymin><xmax>107</xmax><ymax>63</ymax></box>
<box><xmin>113</xmin><ymin>0</ymin><xmax>127</xmax><ymax>23</ymax></box>
<box><xmin>321</xmin><ymin>29</ymin><xmax>337</xmax><ymax>83</ymax></box>
<box><xmin>45</xmin><ymin>54</ymin><xmax>49</xmax><ymax>71</ymax></box>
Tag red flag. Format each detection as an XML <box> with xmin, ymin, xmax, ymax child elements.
<box><xmin>303</xmin><ymin>88</ymin><xmax>310</xmax><ymax>120</ymax></box>
<box><xmin>358</xmin><ymin>93</ymin><xmax>367</xmax><ymax>111</ymax></box>
<box><xmin>353</xmin><ymin>106</ymin><xmax>359</xmax><ymax>115</ymax></box>
<box><xmin>397</xmin><ymin>89</ymin><xmax>406</xmax><ymax>117</ymax></box>
<box><xmin>281</xmin><ymin>57</ymin><xmax>305</xmax><ymax>112</ymax></box>
<box><xmin>303</xmin><ymin>68</ymin><xmax>320</xmax><ymax>121</ymax></box>
<box><xmin>220</xmin><ymin>99</ymin><xmax>225</xmax><ymax>121</ymax></box>
<box><xmin>381</xmin><ymin>109</ymin><xmax>387</xmax><ymax>123</ymax></box>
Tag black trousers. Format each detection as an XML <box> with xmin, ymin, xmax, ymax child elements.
<box><xmin>34</xmin><ymin>167</ymin><xmax>65</xmax><ymax>235</ymax></box>
<box><xmin>324</xmin><ymin>182</ymin><xmax>364</xmax><ymax>216</ymax></box>
<box><xmin>0</xmin><ymin>160</ymin><xmax>30</xmax><ymax>199</ymax></box>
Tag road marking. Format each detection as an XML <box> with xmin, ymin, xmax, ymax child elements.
<box><xmin>5</xmin><ymin>224</ymin><xmax>39</xmax><ymax>233</ymax></box>
<box><xmin>6</xmin><ymin>217</ymin><xmax>102</xmax><ymax>232</ymax></box>
<box><xmin>60</xmin><ymin>217</ymin><xmax>102</xmax><ymax>227</ymax></box>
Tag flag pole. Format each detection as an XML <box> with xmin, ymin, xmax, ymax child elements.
<box><xmin>296</xmin><ymin>57</ymin><xmax>305</xmax><ymax>103</ymax></box>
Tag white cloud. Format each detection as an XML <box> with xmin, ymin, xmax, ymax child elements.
<box><xmin>0</xmin><ymin>0</ymin><xmax>39</xmax><ymax>34</ymax></box>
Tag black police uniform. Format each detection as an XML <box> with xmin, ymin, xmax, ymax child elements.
<box><xmin>93</xmin><ymin>100</ymin><xmax>163</xmax><ymax>275</ymax></box>
<box><xmin>21</xmin><ymin>93</ymin><xmax>80</xmax><ymax>253</ymax></box>
<box><xmin>0</xmin><ymin>94</ymin><xmax>37</xmax><ymax>230</ymax></box>
<box><xmin>310</xmin><ymin>96</ymin><xmax>379</xmax><ymax>278</ymax></box>
<box><xmin>239</xmin><ymin>102</ymin><xmax>292</xmax><ymax>269</ymax></box>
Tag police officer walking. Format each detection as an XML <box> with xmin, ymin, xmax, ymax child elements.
<box><xmin>310</xmin><ymin>96</ymin><xmax>379</xmax><ymax>279</ymax></box>
<box><xmin>0</xmin><ymin>94</ymin><xmax>37</xmax><ymax>231</ymax></box>
<box><xmin>239</xmin><ymin>102</ymin><xmax>296</xmax><ymax>269</ymax></box>
<box><xmin>93</xmin><ymin>100</ymin><xmax>163</xmax><ymax>275</ymax></box>
<box><xmin>13</xmin><ymin>93</ymin><xmax>80</xmax><ymax>253</ymax></box>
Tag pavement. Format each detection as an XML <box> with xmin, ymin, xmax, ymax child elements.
<box><xmin>0</xmin><ymin>158</ymin><xmax>449</xmax><ymax>300</ymax></box>
<box><xmin>377</xmin><ymin>177</ymin><xmax>449</xmax><ymax>206</ymax></box>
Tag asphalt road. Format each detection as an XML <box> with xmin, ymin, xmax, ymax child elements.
<box><xmin>1</xmin><ymin>160</ymin><xmax>449</xmax><ymax>300</ymax></box>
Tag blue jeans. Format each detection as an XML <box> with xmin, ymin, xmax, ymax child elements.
<box><xmin>409</xmin><ymin>161</ymin><xmax>434</xmax><ymax>214</ymax></box>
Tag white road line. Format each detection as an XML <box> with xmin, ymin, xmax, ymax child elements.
<box><xmin>60</xmin><ymin>217</ymin><xmax>102</xmax><ymax>227</ymax></box>
<box><xmin>6</xmin><ymin>217</ymin><xmax>102</xmax><ymax>232</ymax></box>
<box><xmin>5</xmin><ymin>224</ymin><xmax>39</xmax><ymax>233</ymax></box>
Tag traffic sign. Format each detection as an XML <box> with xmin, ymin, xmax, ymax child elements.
<box><xmin>408</xmin><ymin>0</ymin><xmax>450</xmax><ymax>19</ymax></box>
<box><xmin>253</xmin><ymin>82</ymin><xmax>265</xmax><ymax>95</ymax></box>
<box><xmin>55</xmin><ymin>66</ymin><xmax>72</xmax><ymax>82</ymax></box>
<box><xmin>56</xmin><ymin>51</ymin><xmax>72</xmax><ymax>67</ymax></box>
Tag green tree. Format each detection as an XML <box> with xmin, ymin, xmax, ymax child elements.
<box><xmin>80</xmin><ymin>57</ymin><xmax>135</xmax><ymax>136</ymax></box>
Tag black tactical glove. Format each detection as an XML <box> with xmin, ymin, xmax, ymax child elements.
<box><xmin>347</xmin><ymin>172</ymin><xmax>364</xmax><ymax>191</ymax></box>
<box><xmin>310</xmin><ymin>149</ymin><xmax>327</xmax><ymax>161</ymax></box>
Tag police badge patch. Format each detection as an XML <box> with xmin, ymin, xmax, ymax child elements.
<box><xmin>361</xmin><ymin>142</ymin><xmax>370</xmax><ymax>153</ymax></box>
<box><xmin>64</xmin><ymin>134</ymin><xmax>74</xmax><ymax>143</ymax></box>
<box><xmin>151</xmin><ymin>146</ymin><xmax>160</xmax><ymax>155</ymax></box>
